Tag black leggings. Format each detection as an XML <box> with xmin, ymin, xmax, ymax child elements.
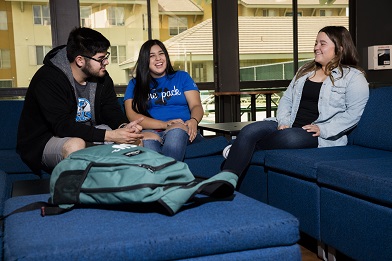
<box><xmin>222</xmin><ymin>121</ymin><xmax>318</xmax><ymax>176</ymax></box>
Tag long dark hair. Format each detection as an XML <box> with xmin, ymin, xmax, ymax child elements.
<box><xmin>132</xmin><ymin>39</ymin><xmax>176</xmax><ymax>116</ymax></box>
<box><xmin>296</xmin><ymin>26</ymin><xmax>364</xmax><ymax>84</ymax></box>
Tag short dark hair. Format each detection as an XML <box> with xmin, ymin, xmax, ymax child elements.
<box><xmin>66</xmin><ymin>27</ymin><xmax>110</xmax><ymax>62</ymax></box>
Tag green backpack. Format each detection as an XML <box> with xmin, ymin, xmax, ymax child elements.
<box><xmin>45</xmin><ymin>144</ymin><xmax>237</xmax><ymax>215</ymax></box>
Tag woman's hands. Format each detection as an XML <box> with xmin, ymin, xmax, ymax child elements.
<box><xmin>165</xmin><ymin>119</ymin><xmax>184</xmax><ymax>127</ymax></box>
<box><xmin>185</xmin><ymin>118</ymin><xmax>198</xmax><ymax>142</ymax></box>
<box><xmin>278</xmin><ymin>124</ymin><xmax>320</xmax><ymax>137</ymax></box>
<box><xmin>165</xmin><ymin>118</ymin><xmax>198</xmax><ymax>142</ymax></box>
<box><xmin>302</xmin><ymin>124</ymin><xmax>320</xmax><ymax>137</ymax></box>
<box><xmin>278</xmin><ymin>125</ymin><xmax>289</xmax><ymax>130</ymax></box>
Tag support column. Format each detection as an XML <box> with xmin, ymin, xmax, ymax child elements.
<box><xmin>49</xmin><ymin>0</ymin><xmax>80</xmax><ymax>47</ymax></box>
<box><xmin>212</xmin><ymin>0</ymin><xmax>240</xmax><ymax>123</ymax></box>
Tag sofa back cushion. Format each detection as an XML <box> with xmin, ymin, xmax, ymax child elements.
<box><xmin>0</xmin><ymin>100</ymin><xmax>24</xmax><ymax>150</ymax></box>
<box><xmin>350</xmin><ymin>86</ymin><xmax>392</xmax><ymax>151</ymax></box>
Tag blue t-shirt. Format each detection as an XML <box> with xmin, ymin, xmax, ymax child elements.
<box><xmin>124</xmin><ymin>71</ymin><xmax>199</xmax><ymax>122</ymax></box>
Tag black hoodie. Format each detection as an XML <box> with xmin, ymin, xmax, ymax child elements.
<box><xmin>17</xmin><ymin>45</ymin><xmax>128</xmax><ymax>174</ymax></box>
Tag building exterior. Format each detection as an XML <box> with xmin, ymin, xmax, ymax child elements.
<box><xmin>0</xmin><ymin>0</ymin><xmax>348</xmax><ymax>88</ymax></box>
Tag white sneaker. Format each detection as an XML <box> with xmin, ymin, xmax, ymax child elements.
<box><xmin>222</xmin><ymin>145</ymin><xmax>232</xmax><ymax>159</ymax></box>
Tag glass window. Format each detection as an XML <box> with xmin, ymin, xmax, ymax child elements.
<box><xmin>33</xmin><ymin>5</ymin><xmax>41</xmax><ymax>25</ymax></box>
<box><xmin>262</xmin><ymin>9</ymin><xmax>277</xmax><ymax>17</ymax></box>
<box><xmin>239</xmin><ymin>3</ymin><xmax>294</xmax><ymax>82</ymax></box>
<box><xmin>193</xmin><ymin>63</ymin><xmax>205</xmax><ymax>82</ymax></box>
<box><xmin>168</xmin><ymin>17</ymin><xmax>188</xmax><ymax>36</ymax></box>
<box><xmin>80</xmin><ymin>6</ymin><xmax>92</xmax><ymax>27</ymax></box>
<box><xmin>238</xmin><ymin>0</ymin><xmax>349</xmax><ymax>121</ymax></box>
<box><xmin>0</xmin><ymin>49</ymin><xmax>11</xmax><ymax>68</ymax></box>
<box><xmin>142</xmin><ymin>13</ymin><xmax>147</xmax><ymax>31</ymax></box>
<box><xmin>320</xmin><ymin>9</ymin><xmax>333</xmax><ymax>16</ymax></box>
<box><xmin>0</xmin><ymin>11</ymin><xmax>7</xmax><ymax>30</ymax></box>
<box><xmin>239</xmin><ymin>0</ymin><xmax>349</xmax><ymax>82</ymax></box>
<box><xmin>79</xmin><ymin>2</ymin><xmax>152</xmax><ymax>84</ymax></box>
<box><xmin>298</xmin><ymin>0</ymin><xmax>349</xmax><ymax>65</ymax></box>
<box><xmin>111</xmin><ymin>46</ymin><xmax>126</xmax><ymax>64</ymax></box>
<box><xmin>111</xmin><ymin>0</ymin><xmax>213</xmax><ymax>86</ymax></box>
<box><xmin>3</xmin><ymin>2</ymin><xmax>52</xmax><ymax>87</ymax></box>
<box><xmin>36</xmin><ymin>46</ymin><xmax>51</xmax><ymax>65</ymax></box>
<box><xmin>0</xmin><ymin>80</ymin><xmax>12</xmax><ymax>88</ymax></box>
<box><xmin>108</xmin><ymin>7</ymin><xmax>125</xmax><ymax>26</ymax></box>
<box><xmin>33</xmin><ymin>5</ymin><xmax>51</xmax><ymax>26</ymax></box>
<box><xmin>285</xmin><ymin>11</ymin><xmax>303</xmax><ymax>16</ymax></box>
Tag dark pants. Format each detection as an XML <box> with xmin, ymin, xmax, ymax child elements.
<box><xmin>222</xmin><ymin>121</ymin><xmax>318</xmax><ymax>176</ymax></box>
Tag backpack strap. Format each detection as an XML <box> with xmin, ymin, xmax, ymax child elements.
<box><xmin>198</xmin><ymin>180</ymin><xmax>235</xmax><ymax>198</ymax></box>
<box><xmin>0</xmin><ymin>201</ymin><xmax>72</xmax><ymax>220</ymax></box>
<box><xmin>157</xmin><ymin>171</ymin><xmax>238</xmax><ymax>215</ymax></box>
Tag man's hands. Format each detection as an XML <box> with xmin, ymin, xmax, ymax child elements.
<box><xmin>123</xmin><ymin>117</ymin><xmax>144</xmax><ymax>133</ymax></box>
<box><xmin>105</xmin><ymin>118</ymin><xmax>144</xmax><ymax>145</ymax></box>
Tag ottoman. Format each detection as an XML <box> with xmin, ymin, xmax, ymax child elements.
<box><xmin>3</xmin><ymin>192</ymin><xmax>300</xmax><ymax>260</ymax></box>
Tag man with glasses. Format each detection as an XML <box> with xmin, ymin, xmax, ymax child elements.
<box><xmin>17</xmin><ymin>27</ymin><xmax>144</xmax><ymax>174</ymax></box>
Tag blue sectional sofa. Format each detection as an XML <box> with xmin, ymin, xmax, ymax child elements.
<box><xmin>0</xmin><ymin>97</ymin><xmax>301</xmax><ymax>260</ymax></box>
<box><xmin>2</xmin><ymin>191</ymin><xmax>301</xmax><ymax>260</ymax></box>
<box><xmin>234</xmin><ymin>85</ymin><xmax>392</xmax><ymax>261</ymax></box>
<box><xmin>3</xmin><ymin>86</ymin><xmax>392</xmax><ymax>260</ymax></box>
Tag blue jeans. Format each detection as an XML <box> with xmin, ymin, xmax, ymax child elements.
<box><xmin>222</xmin><ymin>120</ymin><xmax>318</xmax><ymax>176</ymax></box>
<box><xmin>143</xmin><ymin>128</ymin><xmax>204</xmax><ymax>161</ymax></box>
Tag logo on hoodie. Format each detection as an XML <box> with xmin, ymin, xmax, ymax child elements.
<box><xmin>76</xmin><ymin>98</ymin><xmax>92</xmax><ymax>122</ymax></box>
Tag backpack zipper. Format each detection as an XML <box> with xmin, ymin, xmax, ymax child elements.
<box><xmin>85</xmin><ymin>159</ymin><xmax>177</xmax><ymax>173</ymax></box>
<box><xmin>80</xmin><ymin>159</ymin><xmax>191</xmax><ymax>193</ymax></box>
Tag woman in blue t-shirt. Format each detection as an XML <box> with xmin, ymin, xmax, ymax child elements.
<box><xmin>124</xmin><ymin>39</ymin><xmax>204</xmax><ymax>161</ymax></box>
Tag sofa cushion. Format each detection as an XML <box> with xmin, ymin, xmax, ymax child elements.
<box><xmin>185</xmin><ymin>155</ymin><xmax>225</xmax><ymax>178</ymax></box>
<box><xmin>350</xmin><ymin>86</ymin><xmax>392</xmax><ymax>151</ymax></box>
<box><xmin>185</xmin><ymin>136</ymin><xmax>228</xmax><ymax>159</ymax></box>
<box><xmin>0</xmin><ymin>150</ymin><xmax>32</xmax><ymax>174</ymax></box>
<box><xmin>3</xmin><ymin>193</ymin><xmax>300</xmax><ymax>260</ymax></box>
<box><xmin>0</xmin><ymin>100</ymin><xmax>24</xmax><ymax>150</ymax></box>
<box><xmin>320</xmin><ymin>188</ymin><xmax>392</xmax><ymax>261</ymax></box>
<box><xmin>0</xmin><ymin>170</ymin><xmax>8</xmax><ymax>214</ymax></box>
<box><xmin>317</xmin><ymin>157</ymin><xmax>392</xmax><ymax>206</ymax></box>
<box><xmin>264</xmin><ymin>145</ymin><xmax>392</xmax><ymax>180</ymax></box>
<box><xmin>250</xmin><ymin>150</ymin><xmax>267</xmax><ymax>165</ymax></box>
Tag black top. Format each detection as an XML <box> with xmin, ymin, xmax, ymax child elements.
<box><xmin>292</xmin><ymin>79</ymin><xmax>322</xmax><ymax>128</ymax></box>
<box><xmin>17</xmin><ymin>45</ymin><xmax>128</xmax><ymax>174</ymax></box>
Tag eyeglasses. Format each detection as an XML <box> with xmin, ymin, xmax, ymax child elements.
<box><xmin>80</xmin><ymin>52</ymin><xmax>110</xmax><ymax>65</ymax></box>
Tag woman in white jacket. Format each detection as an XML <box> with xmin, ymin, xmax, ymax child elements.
<box><xmin>222</xmin><ymin>26</ymin><xmax>369</xmax><ymax>176</ymax></box>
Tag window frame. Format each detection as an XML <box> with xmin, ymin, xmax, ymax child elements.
<box><xmin>0</xmin><ymin>11</ymin><xmax>7</xmax><ymax>30</ymax></box>
<box><xmin>107</xmin><ymin>6</ymin><xmax>125</xmax><ymax>26</ymax></box>
<box><xmin>0</xmin><ymin>49</ymin><xmax>11</xmax><ymax>69</ymax></box>
<box><xmin>32</xmin><ymin>5</ymin><xmax>51</xmax><ymax>26</ymax></box>
<box><xmin>80</xmin><ymin>6</ymin><xmax>92</xmax><ymax>27</ymax></box>
<box><xmin>35</xmin><ymin>46</ymin><xmax>52</xmax><ymax>65</ymax></box>
<box><xmin>168</xmin><ymin>16</ymin><xmax>188</xmax><ymax>36</ymax></box>
<box><xmin>110</xmin><ymin>45</ymin><xmax>126</xmax><ymax>64</ymax></box>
